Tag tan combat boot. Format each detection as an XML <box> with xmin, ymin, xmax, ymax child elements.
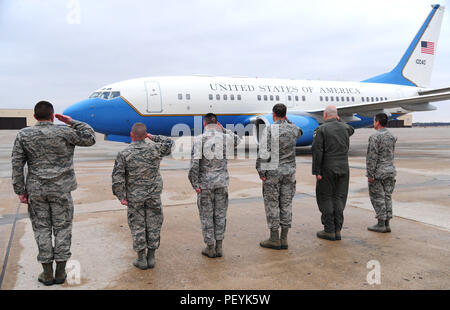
<box><xmin>133</xmin><ymin>249</ymin><xmax>148</xmax><ymax>270</ymax></box>
<box><xmin>147</xmin><ymin>249</ymin><xmax>155</xmax><ymax>269</ymax></box>
<box><xmin>202</xmin><ymin>244</ymin><xmax>216</xmax><ymax>258</ymax></box>
<box><xmin>316</xmin><ymin>230</ymin><xmax>336</xmax><ymax>241</ymax></box>
<box><xmin>368</xmin><ymin>219</ymin><xmax>387</xmax><ymax>233</ymax></box>
<box><xmin>385</xmin><ymin>219</ymin><xmax>391</xmax><ymax>233</ymax></box>
<box><xmin>38</xmin><ymin>263</ymin><xmax>54</xmax><ymax>286</ymax></box>
<box><xmin>280</xmin><ymin>228</ymin><xmax>289</xmax><ymax>249</ymax></box>
<box><xmin>260</xmin><ymin>229</ymin><xmax>281</xmax><ymax>250</ymax></box>
<box><xmin>54</xmin><ymin>261</ymin><xmax>67</xmax><ymax>284</ymax></box>
<box><xmin>215</xmin><ymin>240</ymin><xmax>223</xmax><ymax>257</ymax></box>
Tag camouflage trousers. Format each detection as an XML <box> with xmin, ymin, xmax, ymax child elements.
<box><xmin>27</xmin><ymin>192</ymin><xmax>74</xmax><ymax>264</ymax></box>
<box><xmin>262</xmin><ymin>173</ymin><xmax>296</xmax><ymax>230</ymax></box>
<box><xmin>127</xmin><ymin>195</ymin><xmax>164</xmax><ymax>252</ymax></box>
<box><xmin>369</xmin><ymin>177</ymin><xmax>396</xmax><ymax>220</ymax></box>
<box><xmin>197</xmin><ymin>187</ymin><xmax>229</xmax><ymax>245</ymax></box>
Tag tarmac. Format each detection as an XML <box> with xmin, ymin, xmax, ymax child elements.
<box><xmin>0</xmin><ymin>127</ymin><xmax>449</xmax><ymax>290</ymax></box>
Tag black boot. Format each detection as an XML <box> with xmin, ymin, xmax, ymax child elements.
<box><xmin>368</xmin><ymin>219</ymin><xmax>387</xmax><ymax>233</ymax></box>
<box><xmin>335</xmin><ymin>230</ymin><xmax>341</xmax><ymax>240</ymax></box>
<box><xmin>38</xmin><ymin>262</ymin><xmax>54</xmax><ymax>286</ymax></box>
<box><xmin>133</xmin><ymin>249</ymin><xmax>148</xmax><ymax>270</ymax></box>
<box><xmin>54</xmin><ymin>261</ymin><xmax>67</xmax><ymax>284</ymax></box>
<box><xmin>316</xmin><ymin>230</ymin><xmax>336</xmax><ymax>241</ymax></box>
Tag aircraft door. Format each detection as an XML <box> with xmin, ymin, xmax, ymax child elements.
<box><xmin>145</xmin><ymin>81</ymin><xmax>162</xmax><ymax>112</ymax></box>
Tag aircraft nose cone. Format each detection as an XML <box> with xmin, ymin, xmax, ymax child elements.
<box><xmin>64</xmin><ymin>99</ymin><xmax>94</xmax><ymax>123</ymax></box>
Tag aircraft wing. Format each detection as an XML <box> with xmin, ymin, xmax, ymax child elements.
<box><xmin>306</xmin><ymin>89</ymin><xmax>450</xmax><ymax>118</ymax></box>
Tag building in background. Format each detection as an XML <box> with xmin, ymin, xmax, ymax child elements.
<box><xmin>0</xmin><ymin>109</ymin><xmax>36</xmax><ymax>129</ymax></box>
<box><xmin>388</xmin><ymin>114</ymin><xmax>413</xmax><ymax>128</ymax></box>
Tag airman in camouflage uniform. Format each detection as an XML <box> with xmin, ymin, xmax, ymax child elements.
<box><xmin>11</xmin><ymin>101</ymin><xmax>96</xmax><ymax>286</ymax></box>
<box><xmin>366</xmin><ymin>113</ymin><xmax>397</xmax><ymax>233</ymax></box>
<box><xmin>256</xmin><ymin>104</ymin><xmax>302</xmax><ymax>250</ymax></box>
<box><xmin>188</xmin><ymin>113</ymin><xmax>241</xmax><ymax>258</ymax></box>
<box><xmin>312</xmin><ymin>105</ymin><xmax>354</xmax><ymax>241</ymax></box>
<box><xmin>112</xmin><ymin>123</ymin><xmax>174</xmax><ymax>269</ymax></box>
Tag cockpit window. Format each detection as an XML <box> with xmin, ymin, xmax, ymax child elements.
<box><xmin>89</xmin><ymin>92</ymin><xmax>101</xmax><ymax>98</ymax></box>
<box><xmin>101</xmin><ymin>92</ymin><xmax>111</xmax><ymax>99</ymax></box>
<box><xmin>89</xmin><ymin>91</ymin><xmax>120</xmax><ymax>99</ymax></box>
<box><xmin>110</xmin><ymin>91</ymin><xmax>121</xmax><ymax>99</ymax></box>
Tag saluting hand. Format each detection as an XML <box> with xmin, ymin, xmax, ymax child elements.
<box><xmin>120</xmin><ymin>199</ymin><xmax>128</xmax><ymax>206</ymax></box>
<box><xmin>195</xmin><ymin>188</ymin><xmax>202</xmax><ymax>193</ymax></box>
<box><xmin>55</xmin><ymin>114</ymin><xmax>73</xmax><ymax>124</ymax></box>
<box><xmin>368</xmin><ymin>178</ymin><xmax>375</xmax><ymax>183</ymax></box>
<box><xmin>316</xmin><ymin>175</ymin><xmax>322</xmax><ymax>181</ymax></box>
<box><xmin>260</xmin><ymin>177</ymin><xmax>267</xmax><ymax>181</ymax></box>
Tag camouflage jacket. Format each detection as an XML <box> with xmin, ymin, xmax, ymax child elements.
<box><xmin>366</xmin><ymin>128</ymin><xmax>397</xmax><ymax>179</ymax></box>
<box><xmin>188</xmin><ymin>125</ymin><xmax>241</xmax><ymax>190</ymax></box>
<box><xmin>112</xmin><ymin>136</ymin><xmax>174</xmax><ymax>202</ymax></box>
<box><xmin>11</xmin><ymin>120</ymin><xmax>96</xmax><ymax>195</ymax></box>
<box><xmin>312</xmin><ymin>118</ymin><xmax>355</xmax><ymax>175</ymax></box>
<box><xmin>256</xmin><ymin>119</ymin><xmax>302</xmax><ymax>178</ymax></box>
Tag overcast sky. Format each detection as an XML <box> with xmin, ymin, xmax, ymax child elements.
<box><xmin>1</xmin><ymin>0</ymin><xmax>449</xmax><ymax>121</ymax></box>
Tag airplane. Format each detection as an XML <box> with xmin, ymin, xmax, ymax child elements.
<box><xmin>64</xmin><ymin>4</ymin><xmax>450</xmax><ymax>146</ymax></box>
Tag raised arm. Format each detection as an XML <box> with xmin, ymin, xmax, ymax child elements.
<box><xmin>149</xmin><ymin>134</ymin><xmax>174</xmax><ymax>157</ymax></box>
<box><xmin>55</xmin><ymin>114</ymin><xmax>96</xmax><ymax>147</ymax></box>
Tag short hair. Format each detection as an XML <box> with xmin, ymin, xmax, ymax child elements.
<box><xmin>324</xmin><ymin>105</ymin><xmax>338</xmax><ymax>117</ymax></box>
<box><xmin>131</xmin><ymin>123</ymin><xmax>147</xmax><ymax>139</ymax></box>
<box><xmin>204</xmin><ymin>113</ymin><xmax>218</xmax><ymax>125</ymax></box>
<box><xmin>375</xmin><ymin>113</ymin><xmax>388</xmax><ymax>127</ymax></box>
<box><xmin>272</xmin><ymin>103</ymin><xmax>287</xmax><ymax>117</ymax></box>
<box><xmin>34</xmin><ymin>101</ymin><xmax>54</xmax><ymax>120</ymax></box>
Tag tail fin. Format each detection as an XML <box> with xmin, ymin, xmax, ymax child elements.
<box><xmin>363</xmin><ymin>4</ymin><xmax>445</xmax><ymax>88</ymax></box>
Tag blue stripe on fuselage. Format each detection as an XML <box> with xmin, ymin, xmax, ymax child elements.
<box><xmin>64</xmin><ymin>97</ymin><xmax>400</xmax><ymax>145</ymax></box>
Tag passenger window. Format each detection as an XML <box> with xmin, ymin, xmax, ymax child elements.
<box><xmin>371</xmin><ymin>97</ymin><xmax>374</xmax><ymax>102</ymax></box>
<box><xmin>264</xmin><ymin>95</ymin><xmax>268</xmax><ymax>101</ymax></box>
<box><xmin>347</xmin><ymin>97</ymin><xmax>350</xmax><ymax>102</ymax></box>
<box><xmin>341</xmin><ymin>97</ymin><xmax>344</xmax><ymax>102</ymax></box>
<box><xmin>385</xmin><ymin>97</ymin><xmax>388</xmax><ymax>100</ymax></box>
<box><xmin>276</xmin><ymin>95</ymin><xmax>280</xmax><ymax>101</ymax></box>
<box><xmin>336</xmin><ymin>97</ymin><xmax>339</xmax><ymax>102</ymax></box>
<box><xmin>231</xmin><ymin>94</ymin><xmax>235</xmax><ymax>100</ymax></box>
<box><xmin>330</xmin><ymin>97</ymin><xmax>334</xmax><ymax>102</ymax></box>
<box><xmin>110</xmin><ymin>91</ymin><xmax>120</xmax><ymax>99</ymax></box>
<box><xmin>288</xmin><ymin>95</ymin><xmax>292</xmax><ymax>101</ymax></box>
<box><xmin>362</xmin><ymin>97</ymin><xmax>365</xmax><ymax>102</ymax></box>
<box><xmin>320</xmin><ymin>96</ymin><xmax>323</xmax><ymax>102</ymax></box>
<box><xmin>178</xmin><ymin>94</ymin><xmax>183</xmax><ymax>100</ymax></box>
<box><xmin>237</xmin><ymin>95</ymin><xmax>241</xmax><ymax>100</ymax></box>
<box><xmin>186</xmin><ymin>94</ymin><xmax>191</xmax><ymax>100</ymax></box>
<box><xmin>223</xmin><ymin>94</ymin><xmax>227</xmax><ymax>100</ymax></box>
<box><xmin>209</xmin><ymin>94</ymin><xmax>213</xmax><ymax>100</ymax></box>
<box><xmin>302</xmin><ymin>96</ymin><xmax>306</xmax><ymax>101</ymax></box>
<box><xmin>366</xmin><ymin>97</ymin><xmax>369</xmax><ymax>102</ymax></box>
<box><xmin>325</xmin><ymin>97</ymin><xmax>328</xmax><ymax>102</ymax></box>
<box><xmin>216</xmin><ymin>94</ymin><xmax>220</xmax><ymax>100</ymax></box>
<box><xmin>270</xmin><ymin>95</ymin><xmax>274</xmax><ymax>101</ymax></box>
<box><xmin>352</xmin><ymin>97</ymin><xmax>355</xmax><ymax>102</ymax></box>
<box><xmin>375</xmin><ymin>97</ymin><xmax>378</xmax><ymax>101</ymax></box>
<box><xmin>295</xmin><ymin>96</ymin><xmax>299</xmax><ymax>101</ymax></box>
<box><xmin>257</xmin><ymin>95</ymin><xmax>261</xmax><ymax>101</ymax></box>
